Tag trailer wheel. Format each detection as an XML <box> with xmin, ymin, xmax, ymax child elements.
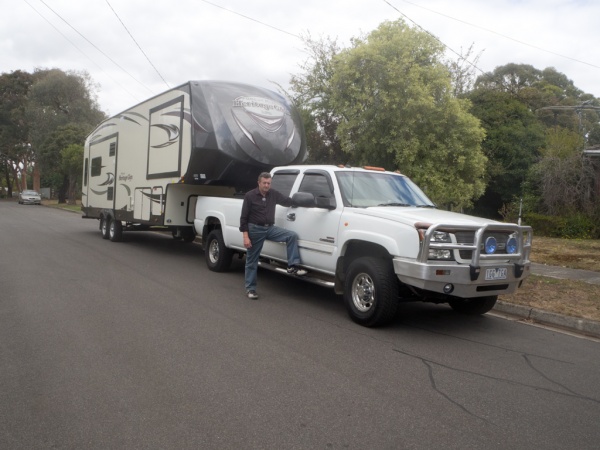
<box><xmin>109</xmin><ymin>218</ymin><xmax>123</xmax><ymax>242</ymax></box>
<box><xmin>205</xmin><ymin>230</ymin><xmax>233</xmax><ymax>272</ymax></box>
<box><xmin>343</xmin><ymin>257</ymin><xmax>399</xmax><ymax>327</ymax></box>
<box><xmin>100</xmin><ymin>215</ymin><xmax>110</xmax><ymax>240</ymax></box>
<box><xmin>449</xmin><ymin>295</ymin><xmax>497</xmax><ymax>315</ymax></box>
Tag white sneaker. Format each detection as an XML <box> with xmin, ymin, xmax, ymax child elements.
<box><xmin>287</xmin><ymin>266</ymin><xmax>308</xmax><ymax>276</ymax></box>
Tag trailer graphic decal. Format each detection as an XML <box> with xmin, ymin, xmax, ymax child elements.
<box><xmin>98</xmin><ymin>172</ymin><xmax>115</xmax><ymax>186</ymax></box>
<box><xmin>150</xmin><ymin>123</ymin><xmax>180</xmax><ymax>148</ymax></box>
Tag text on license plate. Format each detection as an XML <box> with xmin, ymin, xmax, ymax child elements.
<box><xmin>485</xmin><ymin>268</ymin><xmax>507</xmax><ymax>281</ymax></box>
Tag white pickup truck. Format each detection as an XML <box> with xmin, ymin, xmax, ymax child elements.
<box><xmin>194</xmin><ymin>164</ymin><xmax>532</xmax><ymax>327</ymax></box>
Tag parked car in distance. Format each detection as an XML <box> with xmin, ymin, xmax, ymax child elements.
<box><xmin>18</xmin><ymin>190</ymin><xmax>42</xmax><ymax>205</ymax></box>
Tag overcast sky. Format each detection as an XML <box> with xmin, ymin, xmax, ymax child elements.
<box><xmin>2</xmin><ymin>0</ymin><xmax>599</xmax><ymax>117</ymax></box>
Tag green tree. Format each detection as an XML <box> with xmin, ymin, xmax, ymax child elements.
<box><xmin>289</xmin><ymin>34</ymin><xmax>345</xmax><ymax>164</ymax></box>
<box><xmin>61</xmin><ymin>144</ymin><xmax>83</xmax><ymax>204</ymax></box>
<box><xmin>528</xmin><ymin>128</ymin><xmax>593</xmax><ymax>216</ymax></box>
<box><xmin>328</xmin><ymin>19</ymin><xmax>487</xmax><ymax>208</ymax></box>
<box><xmin>0</xmin><ymin>70</ymin><xmax>34</xmax><ymax>195</ymax></box>
<box><xmin>26</xmin><ymin>69</ymin><xmax>105</xmax><ymax>200</ymax></box>
<box><xmin>38</xmin><ymin>124</ymin><xmax>89</xmax><ymax>203</ymax></box>
<box><xmin>467</xmin><ymin>89</ymin><xmax>545</xmax><ymax>218</ymax></box>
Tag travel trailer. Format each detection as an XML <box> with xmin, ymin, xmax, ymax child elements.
<box><xmin>81</xmin><ymin>80</ymin><xmax>306</xmax><ymax>241</ymax></box>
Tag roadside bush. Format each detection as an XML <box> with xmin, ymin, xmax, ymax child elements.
<box><xmin>522</xmin><ymin>212</ymin><xmax>597</xmax><ymax>239</ymax></box>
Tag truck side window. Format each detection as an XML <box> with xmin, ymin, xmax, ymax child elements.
<box><xmin>298</xmin><ymin>173</ymin><xmax>336</xmax><ymax>208</ymax></box>
<box><xmin>271</xmin><ymin>172</ymin><xmax>298</xmax><ymax>197</ymax></box>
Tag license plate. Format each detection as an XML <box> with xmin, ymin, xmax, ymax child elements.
<box><xmin>485</xmin><ymin>268</ymin><xmax>507</xmax><ymax>281</ymax></box>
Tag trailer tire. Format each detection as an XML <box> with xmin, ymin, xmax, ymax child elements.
<box><xmin>109</xmin><ymin>218</ymin><xmax>123</xmax><ymax>242</ymax></box>
<box><xmin>100</xmin><ymin>215</ymin><xmax>110</xmax><ymax>240</ymax></box>
<box><xmin>205</xmin><ymin>230</ymin><xmax>233</xmax><ymax>272</ymax></box>
<box><xmin>343</xmin><ymin>257</ymin><xmax>399</xmax><ymax>327</ymax></box>
<box><xmin>449</xmin><ymin>295</ymin><xmax>497</xmax><ymax>315</ymax></box>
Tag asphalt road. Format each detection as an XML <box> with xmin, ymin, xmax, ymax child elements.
<box><xmin>1</xmin><ymin>201</ymin><xmax>600</xmax><ymax>449</ymax></box>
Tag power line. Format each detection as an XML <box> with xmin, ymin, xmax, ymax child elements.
<box><xmin>104</xmin><ymin>0</ymin><xmax>170</xmax><ymax>89</ymax></box>
<box><xmin>394</xmin><ymin>0</ymin><xmax>600</xmax><ymax>70</ymax></box>
<box><xmin>22</xmin><ymin>0</ymin><xmax>140</xmax><ymax>104</ymax></box>
<box><xmin>199</xmin><ymin>0</ymin><xmax>300</xmax><ymax>39</ymax></box>
<box><xmin>37</xmin><ymin>0</ymin><xmax>154</xmax><ymax>94</ymax></box>
<box><xmin>383</xmin><ymin>0</ymin><xmax>484</xmax><ymax>76</ymax></box>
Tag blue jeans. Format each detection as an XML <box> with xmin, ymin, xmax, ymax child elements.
<box><xmin>245</xmin><ymin>224</ymin><xmax>301</xmax><ymax>291</ymax></box>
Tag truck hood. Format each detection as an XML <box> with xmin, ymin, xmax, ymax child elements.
<box><xmin>356</xmin><ymin>206</ymin><xmax>502</xmax><ymax>228</ymax></box>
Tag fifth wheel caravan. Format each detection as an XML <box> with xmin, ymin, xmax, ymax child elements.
<box><xmin>81</xmin><ymin>80</ymin><xmax>307</xmax><ymax>241</ymax></box>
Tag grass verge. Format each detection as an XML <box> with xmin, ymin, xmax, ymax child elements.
<box><xmin>500</xmin><ymin>236</ymin><xmax>600</xmax><ymax>322</ymax></box>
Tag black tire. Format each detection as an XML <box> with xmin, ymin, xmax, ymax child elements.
<box><xmin>100</xmin><ymin>215</ymin><xmax>110</xmax><ymax>240</ymax></box>
<box><xmin>109</xmin><ymin>218</ymin><xmax>123</xmax><ymax>242</ymax></box>
<box><xmin>343</xmin><ymin>257</ymin><xmax>399</xmax><ymax>327</ymax></box>
<box><xmin>181</xmin><ymin>227</ymin><xmax>196</xmax><ymax>243</ymax></box>
<box><xmin>205</xmin><ymin>230</ymin><xmax>233</xmax><ymax>272</ymax></box>
<box><xmin>449</xmin><ymin>295</ymin><xmax>498</xmax><ymax>315</ymax></box>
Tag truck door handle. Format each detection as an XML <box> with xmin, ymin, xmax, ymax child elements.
<box><xmin>287</xmin><ymin>213</ymin><xmax>296</xmax><ymax>221</ymax></box>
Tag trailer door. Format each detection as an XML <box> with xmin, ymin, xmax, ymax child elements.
<box><xmin>87</xmin><ymin>135</ymin><xmax>118</xmax><ymax>211</ymax></box>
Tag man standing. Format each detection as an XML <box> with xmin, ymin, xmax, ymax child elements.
<box><xmin>239</xmin><ymin>172</ymin><xmax>307</xmax><ymax>300</ymax></box>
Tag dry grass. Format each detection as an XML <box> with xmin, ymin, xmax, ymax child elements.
<box><xmin>500</xmin><ymin>236</ymin><xmax>600</xmax><ymax>322</ymax></box>
<box><xmin>529</xmin><ymin>236</ymin><xmax>600</xmax><ymax>271</ymax></box>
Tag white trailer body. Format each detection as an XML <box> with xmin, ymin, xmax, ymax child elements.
<box><xmin>81</xmin><ymin>81</ymin><xmax>306</xmax><ymax>240</ymax></box>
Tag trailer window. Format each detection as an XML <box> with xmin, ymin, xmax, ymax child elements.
<box><xmin>91</xmin><ymin>157</ymin><xmax>102</xmax><ymax>177</ymax></box>
<box><xmin>84</xmin><ymin>158</ymin><xmax>89</xmax><ymax>186</ymax></box>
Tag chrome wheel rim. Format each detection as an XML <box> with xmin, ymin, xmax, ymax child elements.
<box><xmin>351</xmin><ymin>272</ymin><xmax>375</xmax><ymax>312</ymax></box>
<box><xmin>208</xmin><ymin>239</ymin><xmax>220</xmax><ymax>264</ymax></box>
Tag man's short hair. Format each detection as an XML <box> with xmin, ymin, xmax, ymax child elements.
<box><xmin>258</xmin><ymin>172</ymin><xmax>272</xmax><ymax>181</ymax></box>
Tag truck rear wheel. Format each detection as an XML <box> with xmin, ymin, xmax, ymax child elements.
<box><xmin>205</xmin><ymin>230</ymin><xmax>233</xmax><ymax>272</ymax></box>
<box><xmin>343</xmin><ymin>257</ymin><xmax>399</xmax><ymax>327</ymax></box>
<box><xmin>449</xmin><ymin>295</ymin><xmax>497</xmax><ymax>315</ymax></box>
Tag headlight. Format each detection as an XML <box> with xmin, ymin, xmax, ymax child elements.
<box><xmin>484</xmin><ymin>236</ymin><xmax>497</xmax><ymax>254</ymax></box>
<box><xmin>429</xmin><ymin>231</ymin><xmax>452</xmax><ymax>260</ymax></box>
<box><xmin>506</xmin><ymin>236</ymin><xmax>518</xmax><ymax>254</ymax></box>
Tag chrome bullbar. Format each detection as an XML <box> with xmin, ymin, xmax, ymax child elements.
<box><xmin>394</xmin><ymin>223</ymin><xmax>532</xmax><ymax>297</ymax></box>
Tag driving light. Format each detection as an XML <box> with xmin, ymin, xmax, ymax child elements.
<box><xmin>506</xmin><ymin>236</ymin><xmax>518</xmax><ymax>254</ymax></box>
<box><xmin>443</xmin><ymin>283</ymin><xmax>454</xmax><ymax>294</ymax></box>
<box><xmin>484</xmin><ymin>236</ymin><xmax>497</xmax><ymax>254</ymax></box>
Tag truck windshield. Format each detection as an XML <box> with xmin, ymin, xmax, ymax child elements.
<box><xmin>335</xmin><ymin>171</ymin><xmax>435</xmax><ymax>208</ymax></box>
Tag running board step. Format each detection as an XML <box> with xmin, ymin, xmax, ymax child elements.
<box><xmin>258</xmin><ymin>261</ymin><xmax>335</xmax><ymax>289</ymax></box>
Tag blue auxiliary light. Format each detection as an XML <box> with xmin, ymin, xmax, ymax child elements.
<box><xmin>484</xmin><ymin>236</ymin><xmax>497</xmax><ymax>254</ymax></box>
<box><xmin>506</xmin><ymin>236</ymin><xmax>518</xmax><ymax>254</ymax></box>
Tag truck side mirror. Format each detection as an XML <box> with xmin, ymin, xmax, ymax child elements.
<box><xmin>315</xmin><ymin>196</ymin><xmax>336</xmax><ymax>210</ymax></box>
<box><xmin>292</xmin><ymin>192</ymin><xmax>316</xmax><ymax>208</ymax></box>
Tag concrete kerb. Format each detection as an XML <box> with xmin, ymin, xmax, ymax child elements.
<box><xmin>494</xmin><ymin>301</ymin><xmax>600</xmax><ymax>339</ymax></box>
<box><xmin>493</xmin><ymin>263</ymin><xmax>600</xmax><ymax>339</ymax></box>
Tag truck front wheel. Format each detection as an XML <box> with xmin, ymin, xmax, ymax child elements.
<box><xmin>448</xmin><ymin>295</ymin><xmax>497</xmax><ymax>315</ymax></box>
<box><xmin>343</xmin><ymin>257</ymin><xmax>399</xmax><ymax>327</ymax></box>
<box><xmin>205</xmin><ymin>230</ymin><xmax>233</xmax><ymax>272</ymax></box>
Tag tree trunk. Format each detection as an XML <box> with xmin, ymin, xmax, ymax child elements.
<box><xmin>20</xmin><ymin>161</ymin><xmax>28</xmax><ymax>191</ymax></box>
<box><xmin>33</xmin><ymin>164</ymin><xmax>41</xmax><ymax>192</ymax></box>
<box><xmin>58</xmin><ymin>175</ymin><xmax>68</xmax><ymax>203</ymax></box>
